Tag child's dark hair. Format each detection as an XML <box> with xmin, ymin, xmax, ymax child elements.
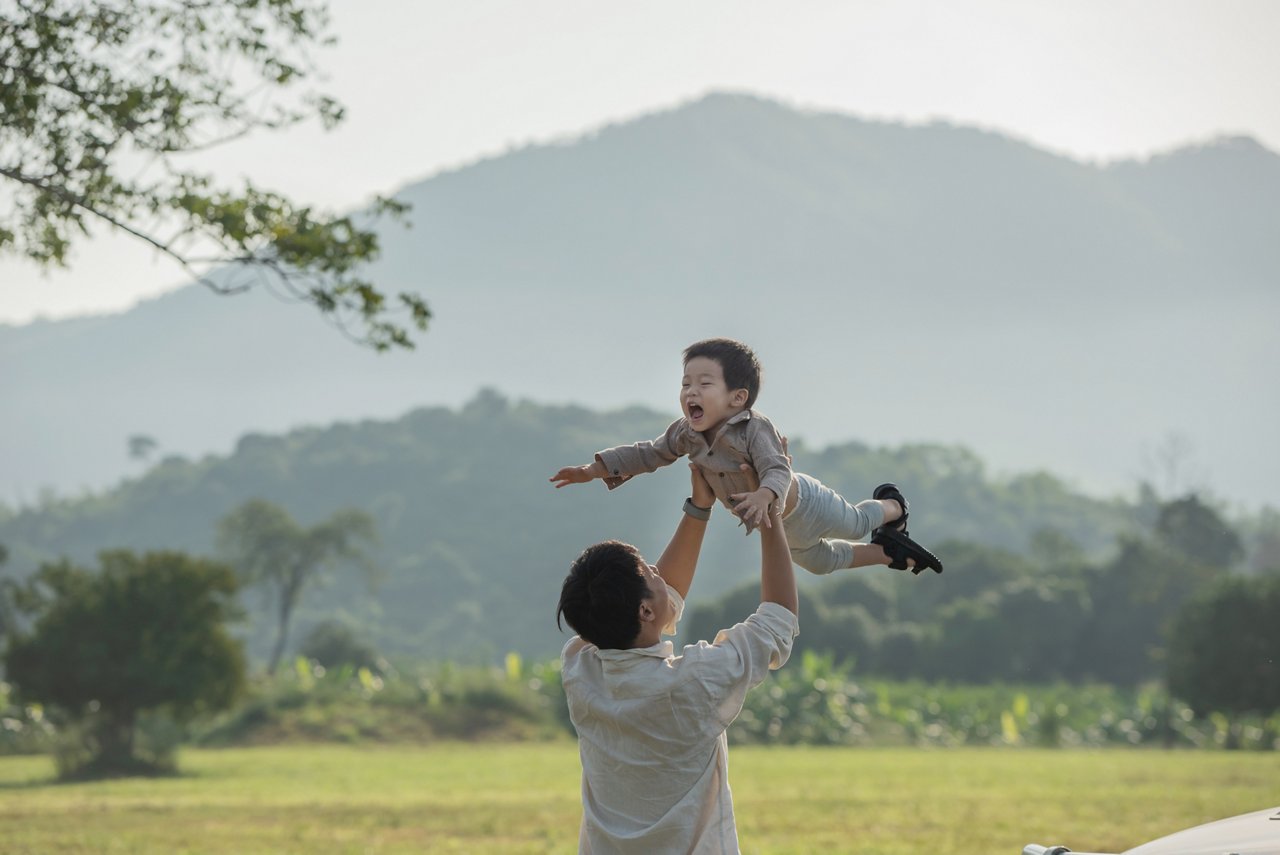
<box><xmin>557</xmin><ymin>540</ymin><xmax>652</xmax><ymax>650</ymax></box>
<box><xmin>683</xmin><ymin>338</ymin><xmax>763</xmax><ymax>409</ymax></box>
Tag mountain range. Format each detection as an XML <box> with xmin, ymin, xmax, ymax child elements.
<box><xmin>4</xmin><ymin>92</ymin><xmax>1278</xmax><ymax>508</ymax></box>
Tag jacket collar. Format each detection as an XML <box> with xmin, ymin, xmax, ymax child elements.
<box><xmin>686</xmin><ymin>407</ymin><xmax>753</xmax><ymax>445</ymax></box>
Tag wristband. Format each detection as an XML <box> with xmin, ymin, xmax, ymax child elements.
<box><xmin>683</xmin><ymin>497</ymin><xmax>713</xmax><ymax>521</ymax></box>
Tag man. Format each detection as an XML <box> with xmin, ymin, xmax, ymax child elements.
<box><xmin>556</xmin><ymin>463</ymin><xmax>799</xmax><ymax>853</ymax></box>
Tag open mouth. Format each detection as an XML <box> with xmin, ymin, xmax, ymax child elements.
<box><xmin>688</xmin><ymin>405</ymin><xmax>704</xmax><ymax>421</ymax></box>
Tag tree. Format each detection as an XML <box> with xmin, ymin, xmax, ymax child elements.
<box><xmin>126</xmin><ymin>433</ymin><xmax>158</xmax><ymax>462</ymax></box>
<box><xmin>217</xmin><ymin>498</ymin><xmax>376</xmax><ymax>675</ymax></box>
<box><xmin>3</xmin><ymin>550</ymin><xmax>245</xmax><ymax>776</ymax></box>
<box><xmin>1155</xmin><ymin>494</ymin><xmax>1244</xmax><ymax>569</ymax></box>
<box><xmin>298</xmin><ymin>618</ymin><xmax>379</xmax><ymax>670</ymax></box>
<box><xmin>1</xmin><ymin>0</ymin><xmax>428</xmax><ymax>349</ymax></box>
<box><xmin>0</xmin><ymin>544</ymin><xmax>15</xmax><ymax>644</ymax></box>
<box><xmin>1074</xmin><ymin>535</ymin><xmax>1215</xmax><ymax>685</ymax></box>
<box><xmin>924</xmin><ymin>577</ymin><xmax>1092</xmax><ymax>683</ymax></box>
<box><xmin>1166</xmin><ymin>574</ymin><xmax>1280</xmax><ymax>729</ymax></box>
<box><xmin>1245</xmin><ymin>507</ymin><xmax>1280</xmax><ymax>574</ymax></box>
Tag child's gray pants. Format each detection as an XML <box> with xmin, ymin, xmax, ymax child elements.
<box><xmin>782</xmin><ymin>472</ymin><xmax>886</xmax><ymax>575</ymax></box>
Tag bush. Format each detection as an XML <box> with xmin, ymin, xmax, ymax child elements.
<box><xmin>0</xmin><ymin>680</ymin><xmax>56</xmax><ymax>756</ymax></box>
<box><xmin>728</xmin><ymin>653</ymin><xmax>1279</xmax><ymax>750</ymax></box>
<box><xmin>297</xmin><ymin>620</ymin><xmax>381</xmax><ymax>671</ymax></box>
<box><xmin>3</xmin><ymin>551</ymin><xmax>245</xmax><ymax>776</ymax></box>
<box><xmin>197</xmin><ymin>655</ymin><xmax>568</xmax><ymax>745</ymax></box>
<box><xmin>1167</xmin><ymin>574</ymin><xmax>1280</xmax><ymax>721</ymax></box>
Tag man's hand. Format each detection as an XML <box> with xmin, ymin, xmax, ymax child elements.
<box><xmin>731</xmin><ymin>486</ymin><xmax>778</xmax><ymax>529</ymax></box>
<box><xmin>689</xmin><ymin>463</ymin><xmax>715</xmax><ymax>510</ymax></box>
<box><xmin>549</xmin><ymin>461</ymin><xmax>603</xmax><ymax>489</ymax></box>
<box><xmin>728</xmin><ymin>436</ymin><xmax>788</xmax><ymax>529</ymax></box>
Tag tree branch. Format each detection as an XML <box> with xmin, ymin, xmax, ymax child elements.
<box><xmin>0</xmin><ymin>164</ymin><xmax>251</xmax><ymax>295</ymax></box>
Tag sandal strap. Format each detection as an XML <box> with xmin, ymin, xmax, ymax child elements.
<box><xmin>871</xmin><ymin>526</ymin><xmax>944</xmax><ymax>575</ymax></box>
<box><xmin>872</xmin><ymin>482</ymin><xmax>909</xmax><ymax>530</ymax></box>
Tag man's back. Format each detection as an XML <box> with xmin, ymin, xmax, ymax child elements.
<box><xmin>561</xmin><ymin>595</ymin><xmax>798</xmax><ymax>854</ymax></box>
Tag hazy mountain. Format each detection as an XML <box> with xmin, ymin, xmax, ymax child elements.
<box><xmin>3</xmin><ymin>92</ymin><xmax>1278</xmax><ymax>508</ymax></box>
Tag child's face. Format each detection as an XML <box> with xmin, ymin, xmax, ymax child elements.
<box><xmin>681</xmin><ymin>356</ymin><xmax>749</xmax><ymax>436</ymax></box>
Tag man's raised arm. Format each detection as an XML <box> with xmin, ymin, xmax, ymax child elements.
<box><xmin>655</xmin><ymin>464</ymin><xmax>717</xmax><ymax>598</ymax></box>
<box><xmin>757</xmin><ymin>498</ymin><xmax>796</xmax><ymax>616</ymax></box>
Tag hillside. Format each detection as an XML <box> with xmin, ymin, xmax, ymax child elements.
<box><xmin>0</xmin><ymin>393</ymin><xmax>1133</xmax><ymax>662</ymax></box>
<box><xmin>3</xmin><ymin>92</ymin><xmax>1278</xmax><ymax>508</ymax></box>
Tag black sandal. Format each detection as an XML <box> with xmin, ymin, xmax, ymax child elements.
<box><xmin>871</xmin><ymin>526</ymin><xmax>944</xmax><ymax>575</ymax></box>
<box><xmin>873</xmin><ymin>482</ymin><xmax>909</xmax><ymax>530</ymax></box>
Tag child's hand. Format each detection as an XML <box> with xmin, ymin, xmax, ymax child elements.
<box><xmin>549</xmin><ymin>465</ymin><xmax>597</xmax><ymax>489</ymax></box>
<box><xmin>730</xmin><ymin>486</ymin><xmax>777</xmax><ymax>530</ymax></box>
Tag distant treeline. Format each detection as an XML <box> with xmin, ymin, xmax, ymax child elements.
<box><xmin>688</xmin><ymin>497</ymin><xmax>1257</xmax><ymax>686</ymax></box>
<box><xmin>1</xmin><ymin>391</ymin><xmax>1275</xmax><ymax>672</ymax></box>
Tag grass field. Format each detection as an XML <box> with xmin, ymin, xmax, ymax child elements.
<box><xmin>2</xmin><ymin>743</ymin><xmax>1278</xmax><ymax>854</ymax></box>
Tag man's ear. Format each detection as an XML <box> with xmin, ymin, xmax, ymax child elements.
<box><xmin>638</xmin><ymin>599</ymin><xmax>656</xmax><ymax>624</ymax></box>
<box><xmin>730</xmin><ymin>388</ymin><xmax>749</xmax><ymax>408</ymax></box>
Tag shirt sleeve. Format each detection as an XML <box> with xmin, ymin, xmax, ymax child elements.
<box><xmin>745</xmin><ymin>413</ymin><xmax>793</xmax><ymax>503</ymax></box>
<box><xmin>595</xmin><ymin>419</ymin><xmax>689</xmax><ymax>489</ymax></box>
<box><xmin>684</xmin><ymin>602</ymin><xmax>799</xmax><ymax>732</ymax></box>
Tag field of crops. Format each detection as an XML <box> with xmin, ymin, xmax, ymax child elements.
<box><xmin>2</xmin><ymin>743</ymin><xmax>1278</xmax><ymax>854</ymax></box>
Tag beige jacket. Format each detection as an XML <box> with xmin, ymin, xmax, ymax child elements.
<box><xmin>594</xmin><ymin>409</ymin><xmax>794</xmax><ymax>518</ymax></box>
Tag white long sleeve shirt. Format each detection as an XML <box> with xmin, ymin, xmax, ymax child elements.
<box><xmin>560</xmin><ymin>585</ymin><xmax>799</xmax><ymax>854</ymax></box>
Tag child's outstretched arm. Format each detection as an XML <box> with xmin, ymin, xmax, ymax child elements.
<box><xmin>551</xmin><ymin>420</ymin><xmax>693</xmax><ymax>491</ymax></box>
<box><xmin>549</xmin><ymin>460</ymin><xmax>607</xmax><ymax>488</ymax></box>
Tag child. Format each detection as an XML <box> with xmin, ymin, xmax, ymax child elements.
<box><xmin>550</xmin><ymin>337</ymin><xmax>943</xmax><ymax>575</ymax></box>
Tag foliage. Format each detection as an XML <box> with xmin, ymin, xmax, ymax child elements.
<box><xmin>0</xmin><ymin>679</ymin><xmax>56</xmax><ymax>756</ymax></box>
<box><xmin>730</xmin><ymin>654</ymin><xmax>1279</xmax><ymax>750</ymax></box>
<box><xmin>1240</xmin><ymin>505</ymin><xmax>1280</xmax><ymax>574</ymax></box>
<box><xmin>0</xmin><ymin>543</ymin><xmax>15</xmax><ymax>642</ymax></box>
<box><xmin>1167</xmin><ymin>573</ymin><xmax>1280</xmax><ymax>721</ymax></box>
<box><xmin>144</xmin><ymin>650</ymin><xmax>1280</xmax><ymax>754</ymax></box>
<box><xmin>687</xmin><ymin>497</ymin><xmax>1244</xmax><ymax>688</ymax></box>
<box><xmin>127</xmin><ymin>434</ymin><xmax>159</xmax><ymax>462</ymax></box>
<box><xmin>168</xmin><ymin>651</ymin><xmax>1280</xmax><ymax>753</ymax></box>
<box><xmin>1073</xmin><ymin>532</ymin><xmax>1222</xmax><ymax>684</ymax></box>
<box><xmin>0</xmin><ymin>393</ymin><xmax>1236</xmax><ymax>665</ymax></box>
<box><xmin>795</xmin><ymin>440</ymin><xmax>1135</xmax><ymax>555</ymax></box>
<box><xmin>0</xmin><ymin>0</ymin><xmax>427</xmax><ymax>349</ymax></box>
<box><xmin>297</xmin><ymin>618</ymin><xmax>380</xmax><ymax>670</ymax></box>
<box><xmin>1155</xmin><ymin>494</ymin><xmax>1246</xmax><ymax>567</ymax></box>
<box><xmin>217</xmin><ymin>498</ymin><xmax>377</xmax><ymax>675</ymax></box>
<box><xmin>196</xmin><ymin>654</ymin><xmax>565</xmax><ymax>745</ymax></box>
<box><xmin>9</xmin><ymin>639</ymin><xmax>1277</xmax><ymax>756</ymax></box>
<box><xmin>2</xmin><ymin>550</ymin><xmax>245</xmax><ymax>775</ymax></box>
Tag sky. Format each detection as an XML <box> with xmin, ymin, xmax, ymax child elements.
<box><xmin>2</xmin><ymin>0</ymin><xmax>1278</xmax><ymax>324</ymax></box>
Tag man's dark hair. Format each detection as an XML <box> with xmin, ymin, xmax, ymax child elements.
<box><xmin>557</xmin><ymin>540</ymin><xmax>652</xmax><ymax>650</ymax></box>
<box><xmin>683</xmin><ymin>337</ymin><xmax>763</xmax><ymax>409</ymax></box>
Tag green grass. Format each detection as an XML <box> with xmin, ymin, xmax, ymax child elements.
<box><xmin>1</xmin><ymin>744</ymin><xmax>1277</xmax><ymax>854</ymax></box>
